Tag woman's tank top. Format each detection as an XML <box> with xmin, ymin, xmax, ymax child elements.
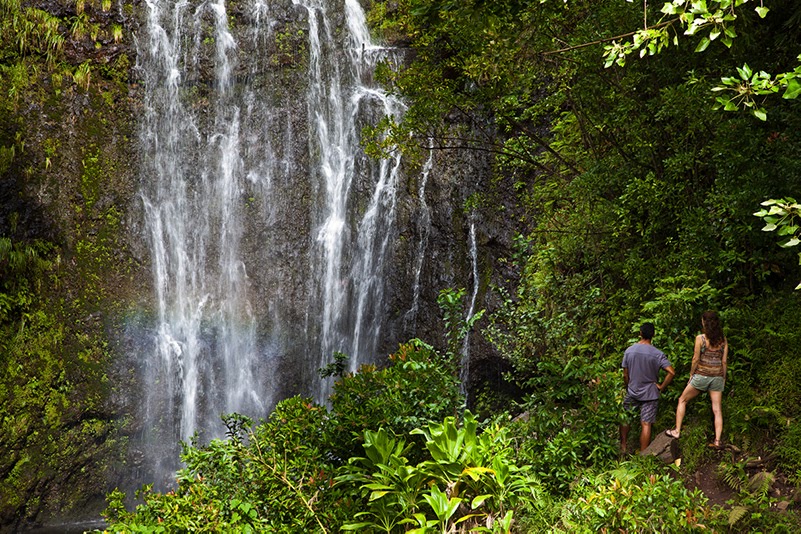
<box><xmin>696</xmin><ymin>335</ymin><xmax>725</xmax><ymax>377</ymax></box>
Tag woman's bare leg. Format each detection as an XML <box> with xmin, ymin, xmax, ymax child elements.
<box><xmin>674</xmin><ymin>382</ymin><xmax>701</xmax><ymax>435</ymax></box>
<box><xmin>709</xmin><ymin>390</ymin><xmax>724</xmax><ymax>444</ymax></box>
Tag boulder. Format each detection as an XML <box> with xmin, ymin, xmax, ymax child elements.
<box><xmin>642</xmin><ymin>430</ymin><xmax>680</xmax><ymax>463</ymax></box>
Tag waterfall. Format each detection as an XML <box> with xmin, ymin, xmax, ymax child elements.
<box><xmin>404</xmin><ymin>141</ymin><xmax>434</xmax><ymax>332</ymax></box>
<box><xmin>293</xmin><ymin>0</ymin><xmax>404</xmax><ymax>402</ymax></box>
<box><xmin>138</xmin><ymin>0</ymin><xmax>269</xmax><ymax>482</ymax></box>
<box><xmin>460</xmin><ymin>218</ymin><xmax>480</xmax><ymax>395</ymax></box>
<box><xmin>135</xmin><ymin>0</ymin><xmax>405</xmax><ymax>483</ymax></box>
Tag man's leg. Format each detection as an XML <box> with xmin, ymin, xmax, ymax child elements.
<box><xmin>620</xmin><ymin>423</ymin><xmax>630</xmax><ymax>454</ymax></box>
<box><xmin>639</xmin><ymin>421</ymin><xmax>652</xmax><ymax>452</ymax></box>
<box><xmin>639</xmin><ymin>400</ymin><xmax>658</xmax><ymax>452</ymax></box>
<box><xmin>620</xmin><ymin>395</ymin><xmax>637</xmax><ymax>454</ymax></box>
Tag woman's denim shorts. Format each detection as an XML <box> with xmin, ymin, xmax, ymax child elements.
<box><xmin>690</xmin><ymin>374</ymin><xmax>725</xmax><ymax>392</ymax></box>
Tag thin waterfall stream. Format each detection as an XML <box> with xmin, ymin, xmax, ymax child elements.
<box><xmin>403</xmin><ymin>141</ymin><xmax>434</xmax><ymax>333</ymax></box>
<box><xmin>460</xmin><ymin>217</ymin><xmax>480</xmax><ymax>395</ymax></box>
<box><xmin>294</xmin><ymin>0</ymin><xmax>405</xmax><ymax>402</ymax></box>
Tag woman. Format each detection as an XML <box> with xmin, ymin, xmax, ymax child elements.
<box><xmin>665</xmin><ymin>311</ymin><xmax>728</xmax><ymax>448</ymax></box>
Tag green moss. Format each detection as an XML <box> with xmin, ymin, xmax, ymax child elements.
<box><xmin>0</xmin><ymin>298</ymin><xmax>122</xmax><ymax>524</ymax></box>
<box><xmin>101</xmin><ymin>90</ymin><xmax>114</xmax><ymax>107</ymax></box>
<box><xmin>104</xmin><ymin>205</ymin><xmax>121</xmax><ymax>228</ymax></box>
<box><xmin>80</xmin><ymin>147</ymin><xmax>102</xmax><ymax>209</ymax></box>
<box><xmin>273</xmin><ymin>25</ymin><xmax>307</xmax><ymax>68</ymax></box>
<box><xmin>463</xmin><ymin>192</ymin><xmax>484</xmax><ymax>214</ymax></box>
<box><xmin>98</xmin><ymin>53</ymin><xmax>131</xmax><ymax>86</ymax></box>
<box><xmin>0</xmin><ymin>2</ymin><xmax>139</xmax><ymax>516</ymax></box>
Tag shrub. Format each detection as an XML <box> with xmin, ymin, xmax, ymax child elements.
<box><xmin>102</xmin><ymin>341</ymin><xmax>464</xmax><ymax>532</ymax></box>
<box><xmin>510</xmin><ymin>362</ymin><xmax>621</xmax><ymax>495</ymax></box>
<box><xmin>103</xmin><ymin>398</ymin><xmax>344</xmax><ymax>533</ymax></box>
<box><xmin>776</xmin><ymin>424</ymin><xmax>801</xmax><ymax>484</ymax></box>
<box><xmin>327</xmin><ymin>339</ymin><xmax>463</xmax><ymax>464</ymax></box>
<box><xmin>560</xmin><ymin>457</ymin><xmax>718</xmax><ymax>532</ymax></box>
<box><xmin>717</xmin><ymin>458</ymin><xmax>801</xmax><ymax>532</ymax></box>
<box><xmin>336</xmin><ymin>410</ymin><xmax>544</xmax><ymax>533</ymax></box>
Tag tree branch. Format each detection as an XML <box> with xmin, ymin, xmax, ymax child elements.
<box><xmin>541</xmin><ymin>18</ymin><xmax>677</xmax><ymax>56</ymax></box>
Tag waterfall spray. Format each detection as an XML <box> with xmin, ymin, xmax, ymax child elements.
<box><xmin>137</xmin><ymin>0</ymin><xmax>283</xmax><ymax>484</ymax></box>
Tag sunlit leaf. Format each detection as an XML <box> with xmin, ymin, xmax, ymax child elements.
<box><xmin>341</xmin><ymin>522</ymin><xmax>374</xmax><ymax>530</ymax></box>
<box><xmin>471</xmin><ymin>494</ymin><xmax>492</xmax><ymax>508</ymax></box>
<box><xmin>768</xmin><ymin>206</ymin><xmax>787</xmax><ymax>215</ymax></box>
<box><xmin>695</xmin><ymin>37</ymin><xmax>711</xmax><ymax>52</ymax></box>
<box><xmin>737</xmin><ymin>64</ymin><xmax>752</xmax><ymax>79</ymax></box>
<box><xmin>784</xmin><ymin>78</ymin><xmax>801</xmax><ymax>99</ymax></box>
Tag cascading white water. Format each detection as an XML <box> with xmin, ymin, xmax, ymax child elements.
<box><xmin>293</xmin><ymin>0</ymin><xmax>405</xmax><ymax>401</ymax></box>
<box><xmin>138</xmin><ymin>0</ymin><xmax>269</xmax><ymax>482</ymax></box>
<box><xmin>136</xmin><ymin>0</ymin><xmax>406</xmax><ymax>483</ymax></box>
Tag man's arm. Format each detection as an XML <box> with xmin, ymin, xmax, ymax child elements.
<box><xmin>622</xmin><ymin>367</ymin><xmax>630</xmax><ymax>389</ymax></box>
<box><xmin>657</xmin><ymin>365</ymin><xmax>675</xmax><ymax>392</ymax></box>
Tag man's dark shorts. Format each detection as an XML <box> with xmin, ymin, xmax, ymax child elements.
<box><xmin>623</xmin><ymin>394</ymin><xmax>659</xmax><ymax>424</ymax></box>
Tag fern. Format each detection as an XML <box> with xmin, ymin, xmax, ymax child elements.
<box><xmin>717</xmin><ymin>462</ymin><xmax>746</xmax><ymax>493</ymax></box>
<box><xmin>747</xmin><ymin>470</ymin><xmax>775</xmax><ymax>500</ymax></box>
<box><xmin>728</xmin><ymin>505</ymin><xmax>749</xmax><ymax>527</ymax></box>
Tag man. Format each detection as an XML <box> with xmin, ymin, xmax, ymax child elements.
<box><xmin>620</xmin><ymin>322</ymin><xmax>675</xmax><ymax>454</ymax></box>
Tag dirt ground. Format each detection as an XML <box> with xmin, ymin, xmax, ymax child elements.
<box><xmin>685</xmin><ymin>444</ymin><xmax>799</xmax><ymax>516</ymax></box>
<box><xmin>689</xmin><ymin>461</ymin><xmax>736</xmax><ymax>507</ymax></box>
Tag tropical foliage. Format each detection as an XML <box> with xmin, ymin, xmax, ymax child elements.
<box><xmin>754</xmin><ymin>197</ymin><xmax>801</xmax><ymax>288</ymax></box>
<box><xmin>97</xmin><ymin>346</ymin><xmax>724</xmax><ymax>533</ymax></box>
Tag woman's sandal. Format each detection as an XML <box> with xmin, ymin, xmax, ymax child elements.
<box><xmin>707</xmin><ymin>440</ymin><xmax>723</xmax><ymax>450</ymax></box>
<box><xmin>665</xmin><ymin>429</ymin><xmax>680</xmax><ymax>439</ymax></box>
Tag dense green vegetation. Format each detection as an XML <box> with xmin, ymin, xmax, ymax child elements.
<box><xmin>97</xmin><ymin>342</ymin><xmax>712</xmax><ymax>532</ymax></box>
<box><xmin>99</xmin><ymin>0</ymin><xmax>801</xmax><ymax>532</ymax></box>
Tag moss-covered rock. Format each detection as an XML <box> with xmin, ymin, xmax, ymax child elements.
<box><xmin>0</xmin><ymin>0</ymin><xmax>144</xmax><ymax>528</ymax></box>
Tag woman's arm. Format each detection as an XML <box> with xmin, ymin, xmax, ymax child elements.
<box><xmin>689</xmin><ymin>334</ymin><xmax>702</xmax><ymax>376</ymax></box>
<box><xmin>722</xmin><ymin>339</ymin><xmax>729</xmax><ymax>380</ymax></box>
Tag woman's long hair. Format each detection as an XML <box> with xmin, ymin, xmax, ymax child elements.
<box><xmin>702</xmin><ymin>310</ymin><xmax>724</xmax><ymax>347</ymax></box>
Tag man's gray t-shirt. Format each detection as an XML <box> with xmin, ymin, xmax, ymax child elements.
<box><xmin>622</xmin><ymin>343</ymin><xmax>672</xmax><ymax>401</ymax></box>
